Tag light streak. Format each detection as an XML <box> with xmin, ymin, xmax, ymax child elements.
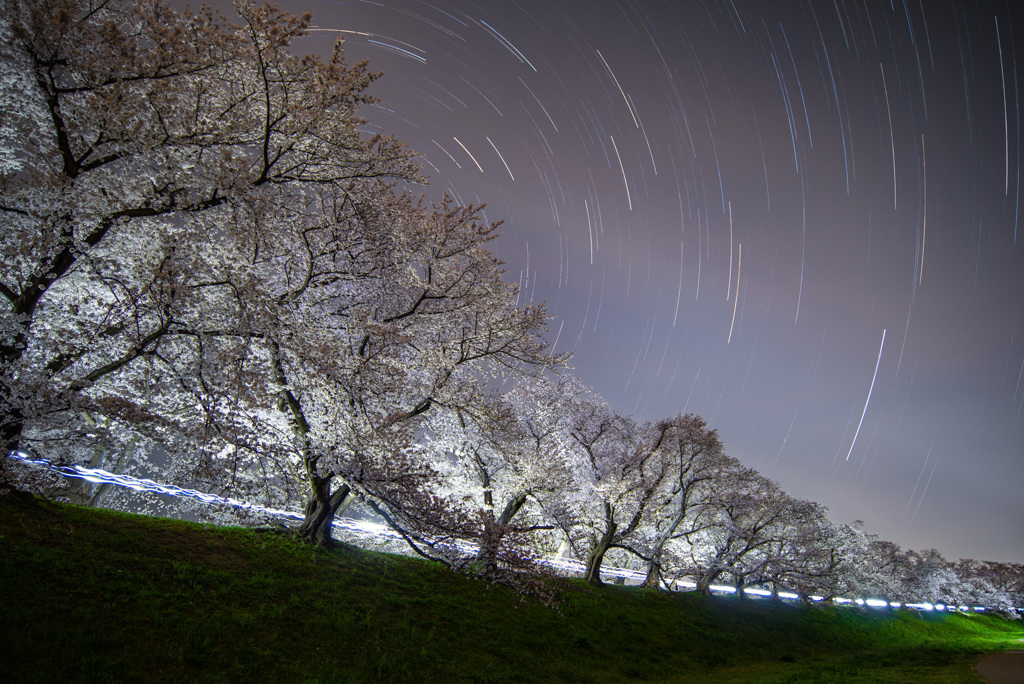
<box><xmin>585</xmin><ymin>199</ymin><xmax>594</xmax><ymax>264</ymax></box>
<box><xmin>919</xmin><ymin>133</ymin><xmax>927</xmax><ymax>285</ymax></box>
<box><xmin>895</xmin><ymin>300</ymin><xmax>913</xmax><ymax>378</ymax></box>
<box><xmin>727</xmin><ymin>201</ymin><xmax>734</xmax><ymax>302</ymax></box>
<box><xmin>846</xmin><ymin>328</ymin><xmax>886</xmax><ymax>460</ymax></box>
<box><xmin>367</xmin><ymin>39</ymin><xmax>427</xmax><ymax>64</ymax></box>
<box><xmin>904</xmin><ymin>434</ymin><xmax>935</xmax><ymax>516</ymax></box>
<box><xmin>727</xmin><ymin>243</ymin><xmax>741</xmax><ymax>344</ymax></box>
<box><xmin>459</xmin><ymin>75</ymin><xmax>503</xmax><ymax>116</ymax></box>
<box><xmin>996</xmin><ymin>16</ymin><xmax>1010</xmax><ymax>195</ymax></box>
<box><xmin>432</xmin><ymin>139</ymin><xmax>462</xmax><ymax>169</ymax></box>
<box><xmin>794</xmin><ymin>174</ymin><xmax>807</xmax><ymax>325</ymax></box>
<box><xmin>486</xmin><ymin>136</ymin><xmax>515</xmax><ymax>181</ymax></box>
<box><xmin>911</xmin><ymin>460</ymin><xmax>937</xmax><ymax>523</ymax></box>
<box><xmin>478</xmin><ymin>19</ymin><xmax>537</xmax><ymax>71</ymax></box>
<box><xmin>595</xmin><ymin>49</ymin><xmax>639</xmax><ymax>128</ymax></box>
<box><xmin>673</xmin><ymin>241</ymin><xmax>683</xmax><ymax>328</ymax></box>
<box><xmin>779</xmin><ymin>22</ymin><xmax>813</xmax><ymax>147</ymax></box>
<box><xmin>772</xmin><ymin>395</ymin><xmax>800</xmax><ymax>471</ymax></box>
<box><xmin>770</xmin><ymin>51</ymin><xmax>800</xmax><ymax>175</ymax></box>
<box><xmin>880</xmin><ymin>63</ymin><xmax>897</xmax><ymax>209</ymax></box>
<box><xmin>518</xmin><ymin>76</ymin><xmax>558</xmax><ymax>134</ymax></box>
<box><xmin>309</xmin><ymin>30</ymin><xmax>428</xmax><ymax>67</ymax></box>
<box><xmin>609</xmin><ymin>135</ymin><xmax>632</xmax><ymax>210</ymax></box>
<box><xmin>630</xmin><ymin>94</ymin><xmax>658</xmax><ymax>174</ymax></box>
<box><xmin>550</xmin><ymin>319</ymin><xmax>564</xmax><ymax>354</ymax></box>
<box><xmin>695</xmin><ymin>208</ymin><xmax>702</xmax><ymax>300</ymax></box>
<box><xmin>9</xmin><ymin>451</ymin><xmax>307</xmax><ymax>523</ymax></box>
<box><xmin>452</xmin><ymin>136</ymin><xmax>484</xmax><ymax>173</ymax></box>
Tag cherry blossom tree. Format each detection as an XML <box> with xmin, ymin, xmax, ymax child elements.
<box><xmin>954</xmin><ymin>559</ymin><xmax>1021</xmax><ymax>616</ymax></box>
<box><xmin>1</xmin><ymin>0</ymin><xmax>561</xmax><ymax>552</ymax></box>
<box><xmin>635</xmin><ymin>413</ymin><xmax>728</xmax><ymax>589</ymax></box>
<box><xmin>422</xmin><ymin>376</ymin><xmax>584</xmax><ymax>576</ymax></box>
<box><xmin>962</xmin><ymin>560</ymin><xmax>1024</xmax><ymax>608</ymax></box>
<box><xmin>755</xmin><ymin>505</ymin><xmax>864</xmax><ymax>602</ymax></box>
<box><xmin>1</xmin><ymin>0</ymin><xmax>413</xmax><ymax>478</ymax></box>
<box><xmin>532</xmin><ymin>385</ymin><xmax>681</xmax><ymax>586</ymax></box>
<box><xmin>684</xmin><ymin>465</ymin><xmax>798</xmax><ymax>596</ymax></box>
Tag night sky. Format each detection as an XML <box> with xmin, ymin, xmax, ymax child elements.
<box><xmin>246</xmin><ymin>1</ymin><xmax>1023</xmax><ymax>564</ymax></box>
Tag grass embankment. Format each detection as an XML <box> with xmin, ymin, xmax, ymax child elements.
<box><xmin>1</xmin><ymin>493</ymin><xmax>1021</xmax><ymax>683</ymax></box>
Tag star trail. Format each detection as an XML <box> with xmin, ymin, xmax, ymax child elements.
<box><xmin>256</xmin><ymin>0</ymin><xmax>1023</xmax><ymax>563</ymax></box>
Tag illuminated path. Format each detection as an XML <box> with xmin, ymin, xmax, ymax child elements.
<box><xmin>976</xmin><ymin>650</ymin><xmax>1024</xmax><ymax>684</ymax></box>
<box><xmin>6</xmin><ymin>452</ymin><xmax>1020</xmax><ymax>613</ymax></box>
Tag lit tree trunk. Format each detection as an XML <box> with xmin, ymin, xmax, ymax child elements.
<box><xmin>735</xmin><ymin>573</ymin><xmax>746</xmax><ymax>599</ymax></box>
<box><xmin>643</xmin><ymin>558</ymin><xmax>664</xmax><ymax>590</ymax></box>
<box><xmin>296</xmin><ymin>475</ymin><xmax>352</xmax><ymax>548</ymax></box>
<box><xmin>642</xmin><ymin>509</ymin><xmax>686</xmax><ymax>589</ymax></box>
<box><xmin>476</xmin><ymin>491</ymin><xmax>528</xmax><ymax>575</ymax></box>
<box><xmin>584</xmin><ymin>506</ymin><xmax>617</xmax><ymax>586</ymax></box>
<box><xmin>695</xmin><ymin>569</ymin><xmax>721</xmax><ymax>595</ymax></box>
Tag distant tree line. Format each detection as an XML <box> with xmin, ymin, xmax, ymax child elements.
<box><xmin>2</xmin><ymin>0</ymin><xmax>1020</xmax><ymax>614</ymax></box>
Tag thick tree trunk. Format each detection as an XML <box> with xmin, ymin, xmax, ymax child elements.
<box><xmin>475</xmin><ymin>491</ymin><xmax>528</xmax><ymax>575</ymax></box>
<box><xmin>641</xmin><ymin>507</ymin><xmax>687</xmax><ymax>589</ymax></box>
<box><xmin>643</xmin><ymin>562</ymin><xmax>662</xmax><ymax>589</ymax></box>
<box><xmin>583</xmin><ymin>516</ymin><xmax>617</xmax><ymax>586</ymax></box>
<box><xmin>497</xmin><ymin>492</ymin><xmax>528</xmax><ymax>527</ymax></box>
<box><xmin>296</xmin><ymin>479</ymin><xmax>352</xmax><ymax>548</ymax></box>
<box><xmin>695</xmin><ymin>570</ymin><xmax>721</xmax><ymax>595</ymax></box>
<box><xmin>735</xmin><ymin>574</ymin><xmax>746</xmax><ymax>599</ymax></box>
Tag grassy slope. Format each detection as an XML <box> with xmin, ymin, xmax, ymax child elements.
<box><xmin>1</xmin><ymin>492</ymin><xmax>1022</xmax><ymax>683</ymax></box>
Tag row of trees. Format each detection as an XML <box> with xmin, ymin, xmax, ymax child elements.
<box><xmin>2</xmin><ymin>0</ymin><xmax>1020</xmax><ymax>613</ymax></box>
<box><xmin>417</xmin><ymin>375</ymin><xmax>1024</xmax><ymax>613</ymax></box>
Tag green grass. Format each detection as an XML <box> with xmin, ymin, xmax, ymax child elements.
<box><xmin>1</xmin><ymin>491</ymin><xmax>1021</xmax><ymax>683</ymax></box>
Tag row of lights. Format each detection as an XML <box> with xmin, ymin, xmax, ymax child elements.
<box><xmin>7</xmin><ymin>451</ymin><xmax>1017</xmax><ymax>613</ymax></box>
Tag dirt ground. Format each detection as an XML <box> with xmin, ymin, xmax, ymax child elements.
<box><xmin>976</xmin><ymin>651</ymin><xmax>1024</xmax><ymax>684</ymax></box>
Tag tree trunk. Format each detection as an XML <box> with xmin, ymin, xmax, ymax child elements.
<box><xmin>583</xmin><ymin>515</ymin><xmax>617</xmax><ymax>587</ymax></box>
<box><xmin>641</xmin><ymin>507</ymin><xmax>687</xmax><ymax>589</ymax></box>
<box><xmin>642</xmin><ymin>561</ymin><xmax>663</xmax><ymax>590</ymax></box>
<box><xmin>296</xmin><ymin>478</ymin><xmax>352</xmax><ymax>548</ymax></box>
<box><xmin>695</xmin><ymin>569</ymin><xmax>721</xmax><ymax>595</ymax></box>
<box><xmin>475</xmin><ymin>491</ymin><xmax>528</xmax><ymax>575</ymax></box>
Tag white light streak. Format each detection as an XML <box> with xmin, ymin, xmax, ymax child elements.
<box><xmin>996</xmin><ymin>16</ymin><xmax>1010</xmax><ymax>195</ymax></box>
<box><xmin>452</xmin><ymin>136</ymin><xmax>484</xmax><ymax>173</ymax></box>
<box><xmin>518</xmin><ymin>76</ymin><xmax>558</xmax><ymax>134</ymax></box>
<box><xmin>486</xmin><ymin>136</ymin><xmax>515</xmax><ymax>181</ymax></box>
<box><xmin>609</xmin><ymin>135</ymin><xmax>632</xmax><ymax>210</ymax></box>
<box><xmin>727</xmin><ymin>243</ymin><xmax>741</xmax><ymax>344</ymax></box>
<box><xmin>585</xmin><ymin>199</ymin><xmax>594</xmax><ymax>264</ymax></box>
<box><xmin>880</xmin><ymin>63</ymin><xmax>897</xmax><ymax>209</ymax></box>
<box><xmin>846</xmin><ymin>328</ymin><xmax>886</xmax><ymax>460</ymax></box>
<box><xmin>479</xmin><ymin>19</ymin><xmax>537</xmax><ymax>71</ymax></box>
<box><xmin>911</xmin><ymin>460</ymin><xmax>937</xmax><ymax>523</ymax></box>
<box><xmin>919</xmin><ymin>134</ymin><xmax>927</xmax><ymax>285</ymax></box>
<box><xmin>727</xmin><ymin>201</ymin><xmax>734</xmax><ymax>302</ymax></box>
<box><xmin>432</xmin><ymin>139</ymin><xmax>462</xmax><ymax>169</ymax></box>
<box><xmin>672</xmin><ymin>241</ymin><xmax>684</xmax><ymax>327</ymax></box>
<box><xmin>596</xmin><ymin>49</ymin><xmax>639</xmax><ymax>128</ymax></box>
<box><xmin>367</xmin><ymin>39</ymin><xmax>427</xmax><ymax>63</ymax></box>
<box><xmin>550</xmin><ymin>319</ymin><xmax>564</xmax><ymax>354</ymax></box>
